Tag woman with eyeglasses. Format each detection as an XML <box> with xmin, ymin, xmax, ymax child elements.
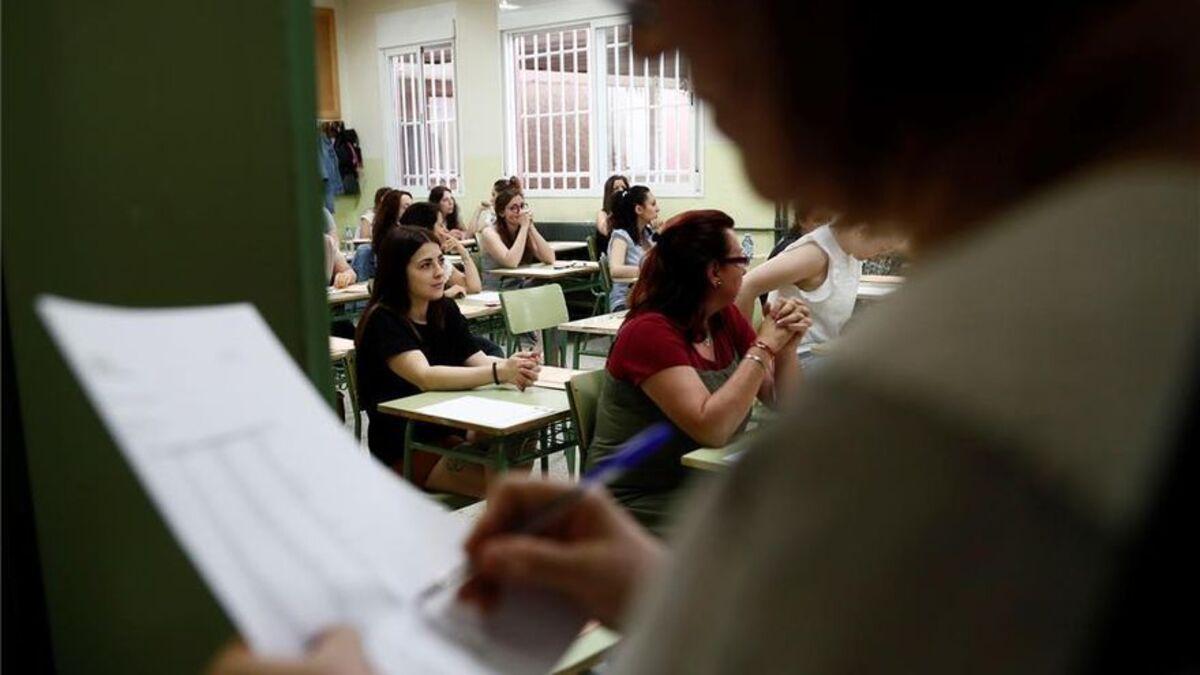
<box><xmin>584</xmin><ymin>210</ymin><xmax>809</xmax><ymax>535</ymax></box>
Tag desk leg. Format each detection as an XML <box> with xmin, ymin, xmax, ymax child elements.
<box><xmin>492</xmin><ymin>436</ymin><xmax>510</xmax><ymax>473</ymax></box>
<box><xmin>402</xmin><ymin>424</ymin><xmax>414</xmax><ymax>480</ymax></box>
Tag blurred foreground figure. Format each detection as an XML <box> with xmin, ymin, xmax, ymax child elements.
<box><xmin>213</xmin><ymin>1</ymin><xmax>1198</xmax><ymax>673</ymax></box>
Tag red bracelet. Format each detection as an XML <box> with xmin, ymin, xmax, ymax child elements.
<box><xmin>752</xmin><ymin>340</ymin><xmax>776</xmax><ymax>357</ymax></box>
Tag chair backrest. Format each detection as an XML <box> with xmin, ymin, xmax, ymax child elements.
<box><xmin>500</xmin><ymin>284</ymin><xmax>570</xmax><ymax>334</ymax></box>
<box><xmin>565</xmin><ymin>368</ymin><xmax>606</xmax><ymax>454</ymax></box>
<box><xmin>586</xmin><ymin>233</ymin><xmax>598</xmax><ymax>262</ymax></box>
<box><xmin>598</xmin><ymin>253</ymin><xmax>613</xmax><ymax>293</ymax></box>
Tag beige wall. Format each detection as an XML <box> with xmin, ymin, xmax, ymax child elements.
<box><xmin>322</xmin><ymin>0</ymin><xmax>779</xmax><ymax>249</ymax></box>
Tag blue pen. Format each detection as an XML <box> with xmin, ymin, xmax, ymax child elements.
<box><xmin>417</xmin><ymin>422</ymin><xmax>675</xmax><ymax>602</ymax></box>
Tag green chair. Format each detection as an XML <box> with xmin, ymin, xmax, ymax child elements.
<box><xmin>330</xmin><ymin>347</ymin><xmax>362</xmax><ymax>440</ymax></box>
<box><xmin>565</xmin><ymin>368</ymin><xmax>605</xmax><ymax>470</ymax></box>
<box><xmin>574</xmin><ymin>254</ymin><xmax>616</xmax><ymax>368</ymax></box>
<box><xmin>500</xmin><ymin>284</ymin><xmax>570</xmax><ymax>366</ymax></box>
<box><xmin>586</xmin><ymin>233</ymin><xmax>598</xmax><ymax>262</ymax></box>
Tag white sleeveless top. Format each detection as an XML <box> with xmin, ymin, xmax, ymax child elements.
<box><xmin>767</xmin><ymin>225</ymin><xmax>862</xmax><ymax>353</ymax></box>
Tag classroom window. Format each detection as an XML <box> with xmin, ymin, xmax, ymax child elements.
<box><xmin>509</xmin><ymin>26</ymin><xmax>593</xmax><ymax>193</ymax></box>
<box><xmin>504</xmin><ymin>22</ymin><xmax>700</xmax><ymax>196</ymax></box>
<box><xmin>601</xmin><ymin>25</ymin><xmax>697</xmax><ymax>191</ymax></box>
<box><xmin>387</xmin><ymin>43</ymin><xmax>460</xmax><ymax>191</ymax></box>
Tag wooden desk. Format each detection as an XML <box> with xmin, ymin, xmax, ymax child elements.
<box><xmin>533</xmin><ymin>365</ymin><xmax>588</xmax><ymax>390</ymax></box>
<box><xmin>378</xmin><ymin>385</ymin><xmax>571</xmax><ymax>436</ymax></box>
<box><xmin>548</xmin><ymin>240</ymin><xmax>588</xmax><ymax>254</ymax></box>
<box><xmin>327</xmin><ymin>283</ymin><xmax>370</xmax><ymax>306</ymax></box>
<box><xmin>557</xmin><ymin>310</ymin><xmax>627</xmax><ymax>337</ymax></box>
<box><xmin>486</xmin><ymin>261</ymin><xmax>599</xmax><ymax>281</ymax></box>
<box><xmin>328</xmin><ymin>336</ymin><xmax>355</xmax><ymax>361</ymax></box>
<box><xmin>455</xmin><ymin>298</ymin><xmax>502</xmax><ymax>321</ymax></box>
<box><xmin>682</xmin><ymin>431</ymin><xmax>758</xmax><ymax>472</ymax></box>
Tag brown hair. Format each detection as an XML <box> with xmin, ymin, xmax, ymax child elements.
<box><xmin>492</xmin><ymin>187</ymin><xmax>536</xmax><ymax>265</ymax></box>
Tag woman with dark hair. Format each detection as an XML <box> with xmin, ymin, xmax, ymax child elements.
<box><xmin>477</xmin><ymin>187</ymin><xmax>556</xmax><ymax>290</ymax></box>
<box><xmin>470</xmin><ymin>176</ymin><xmax>521</xmax><ymax>234</ymax></box>
<box><xmin>585</xmin><ymin>210</ymin><xmax>808</xmax><ymax>534</ymax></box>
<box><xmin>399</xmin><ymin>203</ymin><xmax>505</xmax><ymax>358</ymax></box>
<box><xmin>357</xmin><ymin>187</ymin><xmax>411</xmax><ymax>239</ymax></box>
<box><xmin>428</xmin><ymin>186</ymin><xmax>467</xmax><ymax>240</ymax></box>
<box><xmin>397</xmin><ymin>202</ymin><xmax>482</xmax><ymax>299</ymax></box>
<box><xmin>352</xmin><ymin>189</ymin><xmax>410</xmax><ymax>280</ymax></box>
<box><xmin>594</xmin><ymin>174</ymin><xmax>629</xmax><ymax>255</ymax></box>
<box><xmin>606</xmin><ymin>185</ymin><xmax>659</xmax><ymax>311</ymax></box>
<box><xmin>353</xmin><ymin>225</ymin><xmax>541</xmax><ymax>497</ymax></box>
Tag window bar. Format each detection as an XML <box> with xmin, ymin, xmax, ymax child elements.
<box><xmin>627</xmin><ymin>29</ymin><xmax>636</xmax><ymax>182</ymax></box>
<box><xmin>438</xmin><ymin>49</ymin><xmax>449</xmax><ymax>187</ymax></box>
<box><xmin>548</xmin><ymin>33</ymin><xmax>556</xmax><ymax>188</ymax></box>
<box><xmin>644</xmin><ymin>52</ymin><xmax>651</xmax><ymax>185</ymax></box>
<box><xmin>532</xmin><ymin>34</ymin><xmax>543</xmax><ymax>190</ymax></box>
<box><xmin>674</xmin><ymin>50</ymin><xmax>682</xmax><ymax>184</ymax></box>
<box><xmin>572</xmin><ymin>29</ymin><xmax>581</xmax><ymax>190</ymax></box>
<box><xmin>517</xmin><ymin>36</ymin><xmax>528</xmax><ymax>181</ymax></box>
<box><xmin>558</xmin><ymin>30</ymin><xmax>567</xmax><ymax>190</ymax></box>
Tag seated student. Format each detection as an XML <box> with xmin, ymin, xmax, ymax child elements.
<box><xmin>469</xmin><ymin>177</ymin><xmax>521</xmax><ymax>234</ymax></box>
<box><xmin>397</xmin><ymin>202</ymin><xmax>483</xmax><ymax>299</ymax></box>
<box><xmin>594</xmin><ymin>174</ymin><xmax>629</xmax><ymax>257</ymax></box>
<box><xmin>429</xmin><ymin>186</ymin><xmax>469</xmax><ymax>240</ymax></box>
<box><xmin>768</xmin><ymin>205</ymin><xmax>840</xmax><ymax>259</ymax></box>
<box><xmin>586</xmin><ymin>210</ymin><xmax>809</xmax><ymax>535</ymax></box>
<box><xmin>736</xmin><ymin>219</ymin><xmax>902</xmax><ymax>365</ymax></box>
<box><xmin>322</xmin><ymin>207</ymin><xmax>356</xmax><ymax>289</ymax></box>
<box><xmin>357</xmin><ymin>187</ymin><xmax>408</xmax><ymax>240</ymax></box>
<box><xmin>354</xmin><ymin>226</ymin><xmax>541</xmax><ymax>497</ymax></box>
<box><xmin>606</xmin><ymin>186</ymin><xmax>659</xmax><ymax>311</ymax></box>
<box><xmin>352</xmin><ymin>189</ymin><xmax>408</xmax><ymax>280</ymax></box>
<box><xmin>477</xmin><ymin>187</ymin><xmax>556</xmax><ymax>290</ymax></box>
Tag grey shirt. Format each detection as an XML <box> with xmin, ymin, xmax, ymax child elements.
<box><xmin>613</xmin><ymin>162</ymin><xmax>1199</xmax><ymax>673</ymax></box>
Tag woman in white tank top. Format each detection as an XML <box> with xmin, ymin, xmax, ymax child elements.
<box><xmin>736</xmin><ymin>222</ymin><xmax>903</xmax><ymax>356</ymax></box>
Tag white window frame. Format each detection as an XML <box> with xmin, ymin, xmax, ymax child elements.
<box><xmin>380</xmin><ymin>41</ymin><xmax>464</xmax><ymax>195</ymax></box>
<box><xmin>502</xmin><ymin>17</ymin><xmax>704</xmax><ymax>199</ymax></box>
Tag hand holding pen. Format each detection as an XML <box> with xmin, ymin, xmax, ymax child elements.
<box><xmin>456</xmin><ymin>423</ymin><xmax>673</xmax><ymax>628</ymax></box>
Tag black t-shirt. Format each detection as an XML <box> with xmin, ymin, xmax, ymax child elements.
<box><xmin>355</xmin><ymin>300</ymin><xmax>481</xmax><ymax>463</ymax></box>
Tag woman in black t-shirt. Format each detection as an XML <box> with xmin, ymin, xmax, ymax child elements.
<box><xmin>355</xmin><ymin>226</ymin><xmax>541</xmax><ymax>497</ymax></box>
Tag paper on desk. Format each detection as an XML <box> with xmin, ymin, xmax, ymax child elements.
<box><xmin>36</xmin><ymin>296</ymin><xmax>585</xmax><ymax>674</ymax></box>
<box><xmin>463</xmin><ymin>291</ymin><xmax>501</xmax><ymax>306</ymax></box>
<box><xmin>417</xmin><ymin>395</ymin><xmax>556</xmax><ymax>430</ymax></box>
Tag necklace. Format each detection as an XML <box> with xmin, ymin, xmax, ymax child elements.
<box><xmin>696</xmin><ymin>332</ymin><xmax>713</xmax><ymax>349</ymax></box>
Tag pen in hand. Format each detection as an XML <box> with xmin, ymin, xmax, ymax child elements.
<box><xmin>416</xmin><ymin>422</ymin><xmax>675</xmax><ymax>605</ymax></box>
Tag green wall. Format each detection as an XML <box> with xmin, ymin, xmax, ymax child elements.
<box><xmin>2</xmin><ymin>1</ymin><xmax>330</xmax><ymax>672</ymax></box>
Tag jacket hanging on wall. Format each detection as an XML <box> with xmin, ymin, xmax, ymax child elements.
<box><xmin>334</xmin><ymin>126</ymin><xmax>363</xmax><ymax>196</ymax></box>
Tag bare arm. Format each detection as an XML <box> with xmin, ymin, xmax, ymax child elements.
<box><xmin>608</xmin><ymin>238</ymin><xmax>639</xmax><ymax>280</ymax></box>
<box><xmin>595</xmin><ymin>210</ymin><xmax>611</xmax><ymax>236</ymax></box>
<box><xmin>734</xmin><ymin>243</ymin><xmax>828</xmax><ymax>320</ymax></box>
<box><xmin>388</xmin><ymin>349</ymin><xmax>540</xmax><ymax>391</ymax></box>
<box><xmin>526</xmin><ymin>223</ymin><xmax>557</xmax><ymax>264</ymax></box>
<box><xmin>479</xmin><ymin>226</ymin><xmax>531</xmax><ymax>269</ymax></box>
<box><xmin>641</xmin><ymin>358</ymin><xmax>769</xmax><ymax>448</ymax></box>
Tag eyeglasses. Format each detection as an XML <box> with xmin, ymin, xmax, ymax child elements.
<box><xmin>720</xmin><ymin>256</ymin><xmax>751</xmax><ymax>269</ymax></box>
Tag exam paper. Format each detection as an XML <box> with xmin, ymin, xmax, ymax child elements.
<box><xmin>463</xmin><ymin>291</ymin><xmax>502</xmax><ymax>306</ymax></box>
<box><xmin>417</xmin><ymin>396</ymin><xmax>557</xmax><ymax>430</ymax></box>
<box><xmin>37</xmin><ymin>296</ymin><xmax>585</xmax><ymax>674</ymax></box>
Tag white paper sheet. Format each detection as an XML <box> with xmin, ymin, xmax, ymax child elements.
<box><xmin>416</xmin><ymin>396</ymin><xmax>556</xmax><ymax>430</ymax></box>
<box><xmin>463</xmin><ymin>291</ymin><xmax>502</xmax><ymax>306</ymax></box>
<box><xmin>36</xmin><ymin>296</ymin><xmax>585</xmax><ymax>674</ymax></box>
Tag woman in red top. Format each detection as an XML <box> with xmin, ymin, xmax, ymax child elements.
<box><xmin>585</xmin><ymin>209</ymin><xmax>810</xmax><ymax>535</ymax></box>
